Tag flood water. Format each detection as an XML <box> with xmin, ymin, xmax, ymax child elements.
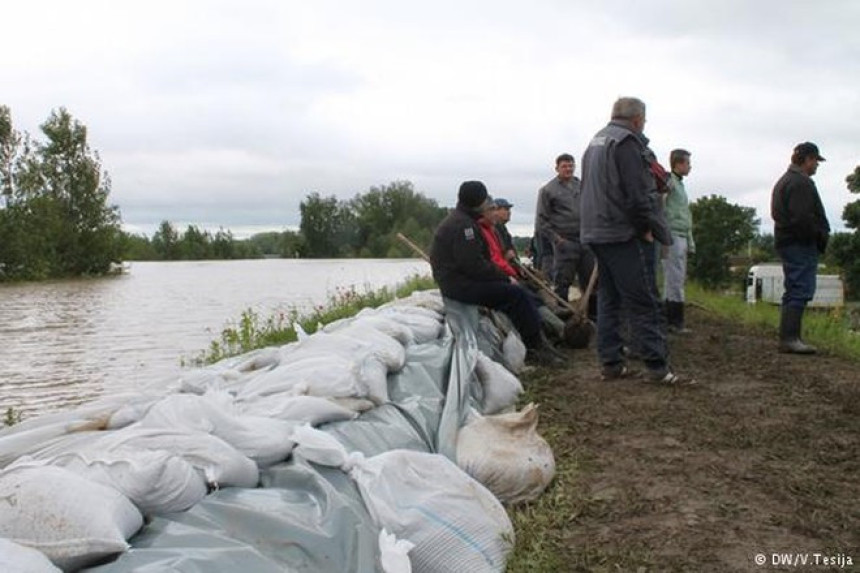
<box><xmin>0</xmin><ymin>259</ymin><xmax>430</xmax><ymax>420</ymax></box>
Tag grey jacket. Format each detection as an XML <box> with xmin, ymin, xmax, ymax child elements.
<box><xmin>580</xmin><ymin>120</ymin><xmax>670</xmax><ymax>245</ymax></box>
<box><xmin>536</xmin><ymin>176</ymin><xmax>583</xmax><ymax>242</ymax></box>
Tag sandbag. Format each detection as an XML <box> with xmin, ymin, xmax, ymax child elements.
<box><xmin>282</xmin><ymin>326</ymin><xmax>406</xmax><ymax>373</ymax></box>
<box><xmin>12</xmin><ymin>446</ymin><xmax>208</xmax><ymax>517</ymax></box>
<box><xmin>237</xmin><ymin>394</ymin><xmax>358</xmax><ymax>425</ymax></box>
<box><xmin>137</xmin><ymin>393</ymin><xmax>296</xmax><ymax>467</ymax></box>
<box><xmin>0</xmin><ymin>538</ymin><xmax>61</xmax><ymax>572</ymax></box>
<box><xmin>0</xmin><ymin>466</ymin><xmax>143</xmax><ymax>571</ymax></box>
<box><xmin>237</xmin><ymin>353</ymin><xmax>389</xmax><ymax>405</ymax></box>
<box><xmin>292</xmin><ymin>426</ymin><xmax>514</xmax><ymax>573</ymax></box>
<box><xmin>456</xmin><ymin>404</ymin><xmax>555</xmax><ymax>504</ymax></box>
<box><xmin>474</xmin><ymin>351</ymin><xmax>523</xmax><ymax>415</ymax></box>
<box><xmin>326</xmin><ymin>311</ymin><xmax>415</xmax><ymax>346</ymax></box>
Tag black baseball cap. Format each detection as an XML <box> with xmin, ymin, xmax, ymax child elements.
<box><xmin>793</xmin><ymin>141</ymin><xmax>826</xmax><ymax>161</ymax></box>
<box><xmin>493</xmin><ymin>198</ymin><xmax>514</xmax><ymax>209</ymax></box>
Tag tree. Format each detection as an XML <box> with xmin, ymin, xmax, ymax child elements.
<box><xmin>349</xmin><ymin>181</ymin><xmax>447</xmax><ymax>258</ymax></box>
<box><xmin>0</xmin><ymin>107</ymin><xmax>123</xmax><ymax>280</ymax></box>
<box><xmin>689</xmin><ymin>194</ymin><xmax>759</xmax><ymax>288</ymax></box>
<box><xmin>829</xmin><ymin>165</ymin><xmax>860</xmax><ymax>298</ymax></box>
<box><xmin>151</xmin><ymin>220</ymin><xmax>180</xmax><ymax>260</ymax></box>
<box><xmin>299</xmin><ymin>193</ymin><xmax>355</xmax><ymax>258</ymax></box>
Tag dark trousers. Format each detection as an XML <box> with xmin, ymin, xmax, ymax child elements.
<box><xmin>778</xmin><ymin>244</ymin><xmax>818</xmax><ymax>309</ymax></box>
<box><xmin>445</xmin><ymin>281</ymin><xmax>543</xmax><ymax>348</ymax></box>
<box><xmin>552</xmin><ymin>238</ymin><xmax>595</xmax><ymax>304</ymax></box>
<box><xmin>591</xmin><ymin>238</ymin><xmax>668</xmax><ymax>371</ymax></box>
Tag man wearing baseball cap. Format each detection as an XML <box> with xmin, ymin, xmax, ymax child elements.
<box><xmin>770</xmin><ymin>141</ymin><xmax>830</xmax><ymax>354</ymax></box>
<box><xmin>491</xmin><ymin>197</ymin><xmax>516</xmax><ymax>260</ymax></box>
<box><xmin>431</xmin><ymin>181</ymin><xmax>566</xmax><ymax>366</ymax></box>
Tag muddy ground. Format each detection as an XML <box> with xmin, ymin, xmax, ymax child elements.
<box><xmin>514</xmin><ymin>306</ymin><xmax>859</xmax><ymax>572</ymax></box>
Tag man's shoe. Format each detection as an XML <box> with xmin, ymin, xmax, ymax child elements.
<box><xmin>600</xmin><ymin>362</ymin><xmax>633</xmax><ymax>381</ymax></box>
<box><xmin>644</xmin><ymin>368</ymin><xmax>696</xmax><ymax>386</ymax></box>
<box><xmin>778</xmin><ymin>339</ymin><xmax>817</xmax><ymax>354</ymax></box>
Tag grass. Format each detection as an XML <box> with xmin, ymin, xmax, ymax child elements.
<box><xmin>506</xmin><ymin>282</ymin><xmax>860</xmax><ymax>571</ymax></box>
<box><xmin>190</xmin><ymin>273</ymin><xmax>436</xmax><ymax>365</ymax></box>
<box><xmin>685</xmin><ymin>282</ymin><xmax>860</xmax><ymax>360</ymax></box>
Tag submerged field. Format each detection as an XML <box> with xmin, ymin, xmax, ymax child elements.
<box><xmin>507</xmin><ymin>306</ymin><xmax>860</xmax><ymax>572</ymax></box>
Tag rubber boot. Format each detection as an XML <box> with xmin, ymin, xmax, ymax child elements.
<box><xmin>778</xmin><ymin>305</ymin><xmax>816</xmax><ymax>354</ymax></box>
<box><xmin>668</xmin><ymin>301</ymin><xmax>692</xmax><ymax>334</ymax></box>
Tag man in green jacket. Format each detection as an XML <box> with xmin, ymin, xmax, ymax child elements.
<box><xmin>663</xmin><ymin>149</ymin><xmax>695</xmax><ymax>333</ymax></box>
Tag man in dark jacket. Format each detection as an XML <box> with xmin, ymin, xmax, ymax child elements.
<box><xmin>431</xmin><ymin>181</ymin><xmax>563</xmax><ymax>365</ymax></box>
<box><xmin>771</xmin><ymin>141</ymin><xmax>830</xmax><ymax>354</ymax></box>
<box><xmin>580</xmin><ymin>97</ymin><xmax>683</xmax><ymax>385</ymax></box>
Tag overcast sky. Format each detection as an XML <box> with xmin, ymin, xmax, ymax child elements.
<box><xmin>3</xmin><ymin>0</ymin><xmax>858</xmax><ymax>238</ymax></box>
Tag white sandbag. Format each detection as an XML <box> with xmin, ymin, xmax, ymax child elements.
<box><xmin>0</xmin><ymin>394</ymin><xmax>161</xmax><ymax>467</ymax></box>
<box><xmin>237</xmin><ymin>353</ymin><xmax>389</xmax><ymax>405</ymax></box>
<box><xmin>456</xmin><ymin>404</ymin><xmax>555</xmax><ymax>504</ymax></box>
<box><xmin>293</xmin><ymin>426</ymin><xmax>514</xmax><ymax>573</ymax></box>
<box><xmin>238</xmin><ymin>395</ymin><xmax>358</xmax><ymax>425</ymax></box>
<box><xmin>283</xmin><ymin>326</ymin><xmax>406</xmax><ymax>372</ymax></box>
<box><xmin>97</xmin><ymin>427</ymin><xmax>259</xmax><ymax>488</ymax></box>
<box><xmin>0</xmin><ymin>465</ymin><xmax>143</xmax><ymax>571</ymax></box>
<box><xmin>378</xmin><ymin>529</ymin><xmax>415</xmax><ymax>573</ymax></box>
<box><xmin>474</xmin><ymin>352</ymin><xmax>523</xmax><ymax>415</ymax></box>
<box><xmin>106</xmin><ymin>395</ymin><xmax>162</xmax><ymax>429</ymax></box>
<box><xmin>375</xmin><ymin>308</ymin><xmax>444</xmax><ymax>344</ymax></box>
<box><xmin>176</xmin><ymin>367</ymin><xmax>244</xmax><ymax>395</ymax></box>
<box><xmin>327</xmin><ymin>310</ymin><xmax>415</xmax><ymax>346</ymax></box>
<box><xmin>0</xmin><ymin>538</ymin><xmax>61</xmax><ymax>573</ymax></box>
<box><xmin>17</xmin><ymin>426</ymin><xmax>259</xmax><ymax>489</ymax></box>
<box><xmin>12</xmin><ymin>446</ymin><xmax>208</xmax><ymax>516</ymax></box>
<box><xmin>501</xmin><ymin>330</ymin><xmax>526</xmax><ymax>374</ymax></box>
<box><xmin>138</xmin><ymin>393</ymin><xmax>296</xmax><ymax>467</ymax></box>
<box><xmin>382</xmin><ymin>290</ymin><xmax>445</xmax><ymax>314</ymax></box>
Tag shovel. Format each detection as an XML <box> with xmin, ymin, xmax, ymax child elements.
<box><xmin>511</xmin><ymin>258</ymin><xmax>597</xmax><ymax>349</ymax></box>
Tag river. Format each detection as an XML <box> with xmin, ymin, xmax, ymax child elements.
<box><xmin>0</xmin><ymin>259</ymin><xmax>430</xmax><ymax>421</ymax></box>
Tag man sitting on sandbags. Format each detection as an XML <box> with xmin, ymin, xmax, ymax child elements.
<box><xmin>430</xmin><ymin>180</ymin><xmax>566</xmax><ymax>367</ymax></box>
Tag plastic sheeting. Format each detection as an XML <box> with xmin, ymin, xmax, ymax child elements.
<box><xmin>78</xmin><ymin>296</ymin><xmax>512</xmax><ymax>573</ymax></box>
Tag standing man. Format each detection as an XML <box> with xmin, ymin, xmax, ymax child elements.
<box><xmin>663</xmin><ymin>149</ymin><xmax>695</xmax><ymax>333</ymax></box>
<box><xmin>580</xmin><ymin>97</ymin><xmax>682</xmax><ymax>384</ymax></box>
<box><xmin>430</xmin><ymin>181</ymin><xmax>565</xmax><ymax>366</ymax></box>
<box><xmin>536</xmin><ymin>154</ymin><xmax>596</xmax><ymax>308</ymax></box>
<box><xmin>771</xmin><ymin>142</ymin><xmax>830</xmax><ymax>354</ymax></box>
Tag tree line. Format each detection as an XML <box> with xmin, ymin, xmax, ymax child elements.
<box><xmin>3</xmin><ymin>106</ymin><xmax>858</xmax><ymax>298</ymax></box>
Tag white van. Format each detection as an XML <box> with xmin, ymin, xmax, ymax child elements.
<box><xmin>746</xmin><ymin>264</ymin><xmax>844</xmax><ymax>307</ymax></box>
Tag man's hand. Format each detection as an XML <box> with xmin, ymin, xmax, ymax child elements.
<box><xmin>643</xmin><ymin>230</ymin><xmax>654</xmax><ymax>243</ymax></box>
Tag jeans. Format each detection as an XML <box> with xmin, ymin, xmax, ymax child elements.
<box><xmin>591</xmin><ymin>238</ymin><xmax>668</xmax><ymax>372</ymax></box>
<box><xmin>778</xmin><ymin>243</ymin><xmax>818</xmax><ymax>309</ymax></box>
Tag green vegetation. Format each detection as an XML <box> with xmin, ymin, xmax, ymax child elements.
<box><xmin>300</xmin><ymin>181</ymin><xmax>447</xmax><ymax>258</ymax></box>
<box><xmin>0</xmin><ymin>106</ymin><xmax>123</xmax><ymax>281</ymax></box>
<box><xmin>3</xmin><ymin>406</ymin><xmax>22</xmax><ymax>427</ymax></box>
<box><xmin>120</xmin><ymin>181</ymin><xmax>447</xmax><ymax>262</ymax></box>
<box><xmin>193</xmin><ymin>274</ymin><xmax>436</xmax><ymax>365</ymax></box>
<box><xmin>686</xmin><ymin>282</ymin><xmax>860</xmax><ymax>360</ymax></box>
<box><xmin>689</xmin><ymin>194</ymin><xmax>759</xmax><ymax>288</ymax></box>
<box><xmin>827</xmin><ymin>165</ymin><xmax>860</xmax><ymax>298</ymax></box>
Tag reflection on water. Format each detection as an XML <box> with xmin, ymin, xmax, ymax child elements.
<box><xmin>0</xmin><ymin>259</ymin><xmax>430</xmax><ymax>420</ymax></box>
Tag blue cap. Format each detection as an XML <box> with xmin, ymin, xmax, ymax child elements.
<box><xmin>493</xmin><ymin>197</ymin><xmax>513</xmax><ymax>209</ymax></box>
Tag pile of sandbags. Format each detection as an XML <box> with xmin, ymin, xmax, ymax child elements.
<box><xmin>0</xmin><ymin>289</ymin><xmax>558</xmax><ymax>572</ymax></box>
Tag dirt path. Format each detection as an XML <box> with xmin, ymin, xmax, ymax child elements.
<box><xmin>519</xmin><ymin>307</ymin><xmax>859</xmax><ymax>572</ymax></box>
